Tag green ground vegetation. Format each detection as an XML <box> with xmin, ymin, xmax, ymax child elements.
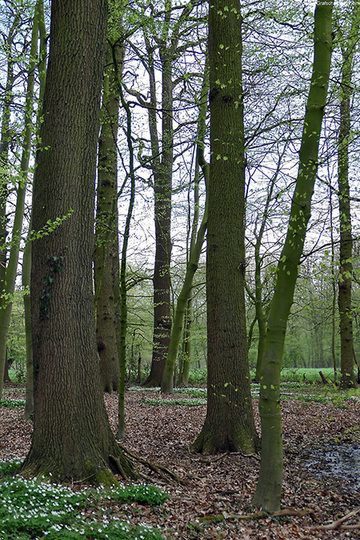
<box><xmin>0</xmin><ymin>460</ymin><xmax>167</xmax><ymax>540</ymax></box>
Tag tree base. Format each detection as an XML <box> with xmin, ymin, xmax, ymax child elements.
<box><xmin>190</xmin><ymin>422</ymin><xmax>259</xmax><ymax>456</ymax></box>
<box><xmin>20</xmin><ymin>444</ymin><xmax>138</xmax><ymax>485</ymax></box>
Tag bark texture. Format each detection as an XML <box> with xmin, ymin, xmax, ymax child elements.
<box><xmin>94</xmin><ymin>40</ymin><xmax>124</xmax><ymax>393</ymax></box>
<box><xmin>252</xmin><ymin>1</ymin><xmax>333</xmax><ymax>511</ymax></box>
<box><xmin>145</xmin><ymin>39</ymin><xmax>173</xmax><ymax>387</ymax></box>
<box><xmin>337</xmin><ymin>3</ymin><xmax>359</xmax><ymax>389</ymax></box>
<box><xmin>21</xmin><ymin>0</ymin><xmax>134</xmax><ymax>483</ymax></box>
<box><xmin>191</xmin><ymin>0</ymin><xmax>259</xmax><ymax>455</ymax></box>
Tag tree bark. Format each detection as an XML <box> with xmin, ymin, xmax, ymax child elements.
<box><xmin>21</xmin><ymin>0</ymin><xmax>134</xmax><ymax>483</ymax></box>
<box><xmin>191</xmin><ymin>0</ymin><xmax>259</xmax><ymax>455</ymax></box>
<box><xmin>94</xmin><ymin>39</ymin><xmax>125</xmax><ymax>394</ymax></box>
<box><xmin>145</xmin><ymin>37</ymin><xmax>173</xmax><ymax>387</ymax></box>
<box><xmin>0</xmin><ymin>13</ymin><xmax>18</xmax><ymax>392</ymax></box>
<box><xmin>337</xmin><ymin>3</ymin><xmax>359</xmax><ymax>389</ymax></box>
<box><xmin>252</xmin><ymin>0</ymin><xmax>333</xmax><ymax>511</ymax></box>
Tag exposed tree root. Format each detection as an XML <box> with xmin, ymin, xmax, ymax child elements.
<box><xmin>117</xmin><ymin>443</ymin><xmax>185</xmax><ymax>484</ymax></box>
<box><xmin>191</xmin><ymin>451</ymin><xmax>260</xmax><ymax>464</ymax></box>
<box><xmin>310</xmin><ymin>506</ymin><xmax>360</xmax><ymax>531</ymax></box>
<box><xmin>198</xmin><ymin>507</ymin><xmax>316</xmax><ymax>523</ymax></box>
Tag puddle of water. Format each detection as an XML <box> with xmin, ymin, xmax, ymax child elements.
<box><xmin>305</xmin><ymin>443</ymin><xmax>360</xmax><ymax>492</ymax></box>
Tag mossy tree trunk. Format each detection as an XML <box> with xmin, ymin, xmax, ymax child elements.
<box><xmin>337</xmin><ymin>2</ymin><xmax>360</xmax><ymax>389</ymax></box>
<box><xmin>0</xmin><ymin>5</ymin><xmax>38</xmax><ymax>397</ymax></box>
<box><xmin>252</xmin><ymin>0</ymin><xmax>333</xmax><ymax>511</ymax></box>
<box><xmin>94</xmin><ymin>37</ymin><xmax>125</xmax><ymax>394</ymax></box>
<box><xmin>0</xmin><ymin>13</ymin><xmax>18</xmax><ymax>391</ymax></box>
<box><xmin>21</xmin><ymin>0</ymin><xmax>135</xmax><ymax>483</ymax></box>
<box><xmin>23</xmin><ymin>0</ymin><xmax>46</xmax><ymax>420</ymax></box>
<box><xmin>191</xmin><ymin>0</ymin><xmax>259</xmax><ymax>455</ymax></box>
<box><xmin>178</xmin><ymin>298</ymin><xmax>192</xmax><ymax>386</ymax></box>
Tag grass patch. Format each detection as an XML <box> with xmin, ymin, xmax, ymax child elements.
<box><xmin>173</xmin><ymin>387</ymin><xmax>206</xmax><ymax>397</ymax></box>
<box><xmin>0</xmin><ymin>460</ymin><xmax>166</xmax><ymax>539</ymax></box>
<box><xmin>142</xmin><ymin>397</ymin><xmax>206</xmax><ymax>407</ymax></box>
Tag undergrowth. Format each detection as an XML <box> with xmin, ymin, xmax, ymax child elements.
<box><xmin>0</xmin><ymin>398</ymin><xmax>26</xmax><ymax>409</ymax></box>
<box><xmin>0</xmin><ymin>460</ymin><xmax>167</xmax><ymax>540</ymax></box>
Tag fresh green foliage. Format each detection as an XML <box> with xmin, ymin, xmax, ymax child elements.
<box><xmin>0</xmin><ymin>398</ymin><xmax>26</xmax><ymax>408</ymax></box>
<box><xmin>100</xmin><ymin>483</ymin><xmax>169</xmax><ymax>505</ymax></box>
<box><xmin>143</xmin><ymin>397</ymin><xmax>206</xmax><ymax>406</ymax></box>
<box><xmin>280</xmin><ymin>367</ymin><xmax>336</xmax><ymax>383</ymax></box>
<box><xmin>0</xmin><ymin>461</ymin><xmax>166</xmax><ymax>539</ymax></box>
<box><xmin>188</xmin><ymin>368</ymin><xmax>207</xmax><ymax>384</ymax></box>
<box><xmin>0</xmin><ymin>476</ymin><xmax>87</xmax><ymax>539</ymax></box>
<box><xmin>174</xmin><ymin>387</ymin><xmax>207</xmax><ymax>397</ymax></box>
<box><xmin>0</xmin><ymin>458</ymin><xmax>23</xmax><ymax>475</ymax></box>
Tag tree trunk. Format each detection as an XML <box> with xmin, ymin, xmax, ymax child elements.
<box><xmin>21</xmin><ymin>0</ymin><xmax>135</xmax><ymax>483</ymax></box>
<box><xmin>179</xmin><ymin>298</ymin><xmax>192</xmax><ymax>386</ymax></box>
<box><xmin>146</xmin><ymin>42</ymin><xmax>173</xmax><ymax>387</ymax></box>
<box><xmin>161</xmin><ymin>64</ymin><xmax>209</xmax><ymax>394</ymax></box>
<box><xmin>94</xmin><ymin>39</ymin><xmax>124</xmax><ymax>393</ymax></box>
<box><xmin>0</xmin><ymin>13</ymin><xmax>18</xmax><ymax>394</ymax></box>
<box><xmin>23</xmin><ymin>0</ymin><xmax>46</xmax><ymax>420</ymax></box>
<box><xmin>252</xmin><ymin>0</ymin><xmax>333</xmax><ymax>511</ymax></box>
<box><xmin>117</xmin><ymin>59</ymin><xmax>136</xmax><ymax>439</ymax></box>
<box><xmin>191</xmin><ymin>0</ymin><xmax>259</xmax><ymax>455</ymax></box>
<box><xmin>0</xmin><ymin>6</ymin><xmax>38</xmax><ymax>398</ymax></box>
<box><xmin>337</xmin><ymin>3</ymin><xmax>359</xmax><ymax>389</ymax></box>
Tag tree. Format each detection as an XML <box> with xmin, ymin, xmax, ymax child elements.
<box><xmin>161</xmin><ymin>64</ymin><xmax>209</xmax><ymax>394</ymax></box>
<box><xmin>0</xmin><ymin>0</ymin><xmax>39</xmax><ymax>397</ymax></box>
<box><xmin>0</xmin><ymin>4</ymin><xmax>21</xmax><ymax>385</ymax></box>
<box><xmin>20</xmin><ymin>0</ymin><xmax>134</xmax><ymax>483</ymax></box>
<box><xmin>337</xmin><ymin>1</ymin><xmax>360</xmax><ymax>389</ymax></box>
<box><xmin>191</xmin><ymin>0</ymin><xmax>259</xmax><ymax>454</ymax></box>
<box><xmin>252</xmin><ymin>0</ymin><xmax>334</xmax><ymax>511</ymax></box>
<box><xmin>94</xmin><ymin>21</ymin><xmax>125</xmax><ymax>393</ymax></box>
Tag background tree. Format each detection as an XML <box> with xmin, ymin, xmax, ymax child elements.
<box><xmin>336</xmin><ymin>1</ymin><xmax>360</xmax><ymax>389</ymax></box>
<box><xmin>161</xmin><ymin>64</ymin><xmax>208</xmax><ymax>394</ymax></box>
<box><xmin>94</xmin><ymin>6</ymin><xmax>126</xmax><ymax>393</ymax></box>
<box><xmin>0</xmin><ymin>0</ymin><xmax>40</xmax><ymax>398</ymax></box>
<box><xmin>253</xmin><ymin>0</ymin><xmax>334</xmax><ymax>511</ymax></box>
<box><xmin>21</xmin><ymin>0</ymin><xmax>134</xmax><ymax>483</ymax></box>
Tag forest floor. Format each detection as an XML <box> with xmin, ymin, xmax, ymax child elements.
<box><xmin>1</xmin><ymin>384</ymin><xmax>360</xmax><ymax>539</ymax></box>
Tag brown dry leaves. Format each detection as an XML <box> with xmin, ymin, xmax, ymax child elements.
<box><xmin>1</xmin><ymin>385</ymin><xmax>360</xmax><ymax>539</ymax></box>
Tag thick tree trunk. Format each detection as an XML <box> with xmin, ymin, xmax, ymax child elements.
<box><xmin>252</xmin><ymin>1</ymin><xmax>333</xmax><ymax>511</ymax></box>
<box><xmin>337</xmin><ymin>3</ymin><xmax>359</xmax><ymax>389</ymax></box>
<box><xmin>21</xmin><ymin>0</ymin><xmax>135</xmax><ymax>483</ymax></box>
<box><xmin>191</xmin><ymin>0</ymin><xmax>259</xmax><ymax>455</ymax></box>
